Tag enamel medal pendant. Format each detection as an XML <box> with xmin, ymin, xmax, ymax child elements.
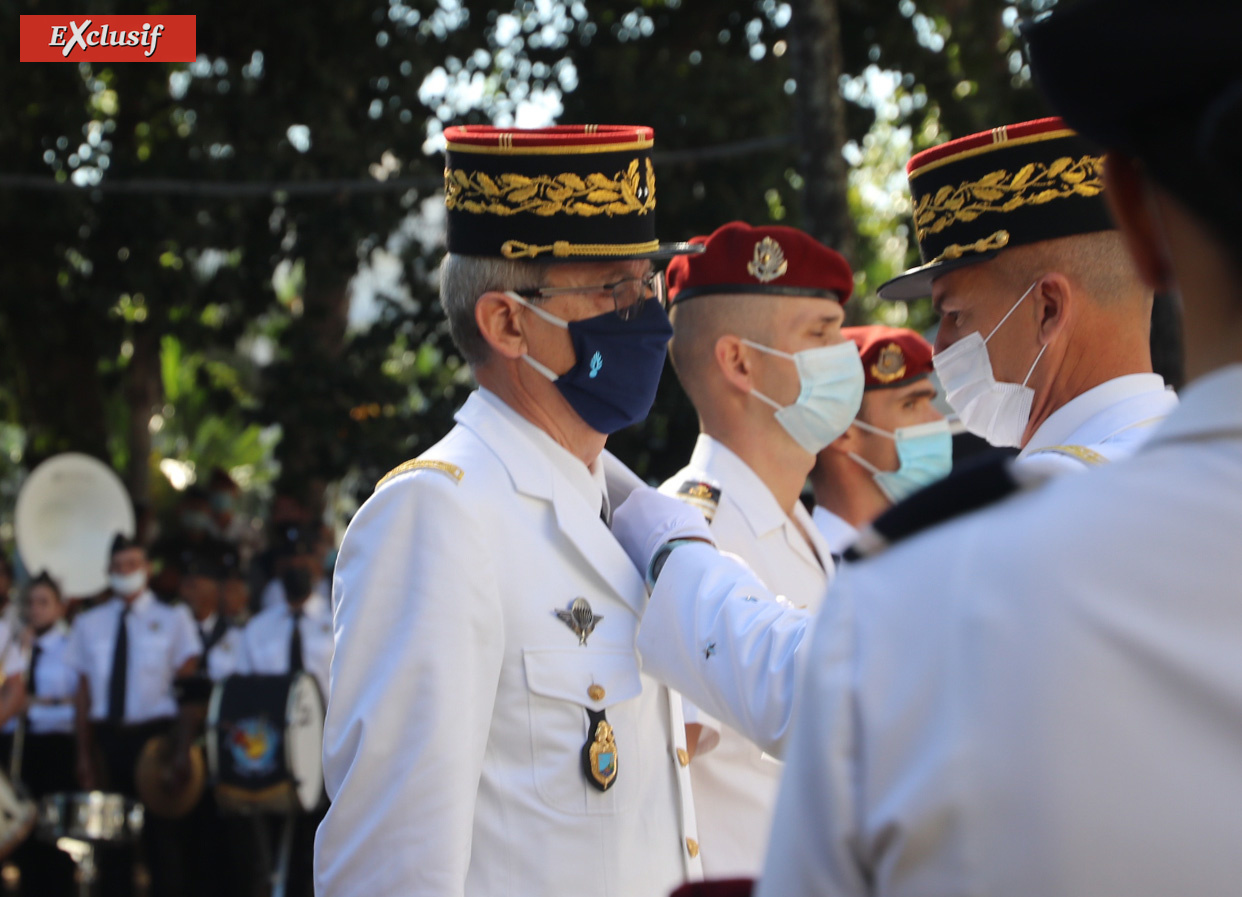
<box><xmin>582</xmin><ymin>709</ymin><xmax>617</xmax><ymax>792</ymax></box>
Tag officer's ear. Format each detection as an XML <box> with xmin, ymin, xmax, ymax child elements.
<box><xmin>713</xmin><ymin>334</ymin><xmax>757</xmax><ymax>395</ymax></box>
<box><xmin>475</xmin><ymin>291</ymin><xmax>529</xmax><ymax>360</ymax></box>
<box><xmin>1033</xmin><ymin>272</ymin><xmax>1073</xmax><ymax>346</ymax></box>
<box><xmin>1103</xmin><ymin>153</ymin><xmax>1175</xmax><ymax>293</ymax></box>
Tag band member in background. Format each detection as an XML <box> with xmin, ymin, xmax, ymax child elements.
<box><xmin>67</xmin><ymin>534</ymin><xmax>201</xmax><ymax>897</ymax></box>
<box><xmin>0</xmin><ymin>572</ymin><xmax>76</xmax><ymax>896</ymax></box>
<box><xmin>810</xmin><ymin>326</ymin><xmax>949</xmax><ymax>557</ymax></box>
<box><xmin>181</xmin><ymin>557</ymin><xmax>245</xmax><ymax>682</ymax></box>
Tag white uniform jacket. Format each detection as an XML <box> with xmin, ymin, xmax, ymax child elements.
<box><xmin>239</xmin><ymin>595</ymin><xmax>333</xmax><ymax>698</ymax></box>
<box><xmin>4</xmin><ymin>622</ymin><xmax>76</xmax><ymax>735</ymax></box>
<box><xmin>811</xmin><ymin>506</ymin><xmax>859</xmax><ymax>559</ymax></box>
<box><xmin>759</xmin><ymin>363</ymin><xmax>1242</xmax><ymax>897</ymax></box>
<box><xmin>315</xmin><ymin>389</ymin><xmax>699</xmax><ymax>897</ymax></box>
<box><xmin>195</xmin><ymin>614</ymin><xmax>246</xmax><ymax>682</ymax></box>
<box><xmin>1018</xmin><ymin>372</ymin><xmax>1177</xmax><ymax>470</ymax></box>
<box><xmin>660</xmin><ymin>435</ymin><xmax>831</xmax><ymax>878</ymax></box>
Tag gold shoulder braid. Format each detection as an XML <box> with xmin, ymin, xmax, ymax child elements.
<box><xmin>376</xmin><ymin>459</ymin><xmax>465</xmax><ymax>490</ymax></box>
<box><xmin>444</xmin><ymin>157</ymin><xmax>656</xmax><ymax>220</ymax></box>
<box><xmin>913</xmin><ymin>154</ymin><xmax>1104</xmax><ymax>242</ymax></box>
<box><xmin>1026</xmin><ymin>445</ymin><xmax>1109</xmax><ymax>466</ymax></box>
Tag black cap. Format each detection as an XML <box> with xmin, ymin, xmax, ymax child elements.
<box><xmin>110</xmin><ymin>532</ymin><xmax>141</xmax><ymax>558</ymax></box>
<box><xmin>1024</xmin><ymin>0</ymin><xmax>1242</xmax><ymax>243</ymax></box>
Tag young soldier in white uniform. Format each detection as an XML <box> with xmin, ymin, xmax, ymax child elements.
<box><xmin>659</xmin><ymin>221</ymin><xmax>858</xmax><ymax>877</ymax></box>
<box><xmin>0</xmin><ymin>573</ymin><xmax>77</xmax><ymax>895</ymax></box>
<box><xmin>68</xmin><ymin>535</ymin><xmax>201</xmax><ymax>897</ymax></box>
<box><xmin>181</xmin><ymin>556</ymin><xmax>245</xmax><ymax>682</ymax></box>
<box><xmin>811</xmin><ymin>326</ymin><xmax>948</xmax><ymax>557</ymax></box>
<box><xmin>315</xmin><ymin>125</ymin><xmax>704</xmax><ymax>897</ymax></box>
<box><xmin>615</xmin><ymin>12</ymin><xmax>1242</xmax><ymax>890</ymax></box>
<box><xmin>879</xmin><ymin>118</ymin><xmax>1177</xmax><ymax>470</ymax></box>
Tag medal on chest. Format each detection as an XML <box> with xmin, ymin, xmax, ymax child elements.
<box><xmin>581</xmin><ymin>708</ymin><xmax>617</xmax><ymax>792</ymax></box>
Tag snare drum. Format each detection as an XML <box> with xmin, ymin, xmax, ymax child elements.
<box><xmin>0</xmin><ymin>771</ymin><xmax>36</xmax><ymax>859</ymax></box>
<box><xmin>207</xmin><ymin>672</ymin><xmax>325</xmax><ymax>814</ymax></box>
<box><xmin>36</xmin><ymin>792</ymin><xmax>143</xmax><ymax>845</ymax></box>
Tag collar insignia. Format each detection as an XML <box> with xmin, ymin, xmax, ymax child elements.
<box><xmin>747</xmin><ymin>236</ymin><xmax>788</xmax><ymax>283</ymax></box>
<box><xmin>555</xmin><ymin>597</ymin><xmax>602</xmax><ymax>646</ymax></box>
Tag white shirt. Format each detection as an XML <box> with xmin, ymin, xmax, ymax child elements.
<box><xmin>1018</xmin><ymin>372</ymin><xmax>1177</xmax><ymax>469</ymax></box>
<box><xmin>66</xmin><ymin>591</ymin><xmax>201</xmax><ymax>724</ymax></box>
<box><xmin>259</xmin><ymin>575</ymin><xmax>332</xmax><ymax>613</ymax></box>
<box><xmin>811</xmin><ymin>505</ymin><xmax>859</xmax><ymax>558</ymax></box>
<box><xmin>239</xmin><ymin>597</ymin><xmax>333</xmax><ymax>699</ymax></box>
<box><xmin>661</xmin><ymin>434</ymin><xmax>831</xmax><ymax>878</ymax></box>
<box><xmin>194</xmin><ymin>613</ymin><xmax>246</xmax><ymax>682</ymax></box>
<box><xmin>4</xmin><ymin>623</ymin><xmax>75</xmax><ymax>735</ymax></box>
<box><xmin>314</xmin><ymin>388</ymin><xmax>698</xmax><ymax>897</ymax></box>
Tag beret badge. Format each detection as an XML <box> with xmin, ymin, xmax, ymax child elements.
<box><xmin>870</xmin><ymin>343</ymin><xmax>908</xmax><ymax>384</ymax></box>
<box><xmin>747</xmin><ymin>237</ymin><xmax>788</xmax><ymax>283</ymax></box>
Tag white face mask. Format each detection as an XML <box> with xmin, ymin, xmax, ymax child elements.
<box><xmin>931</xmin><ymin>281</ymin><xmax>1048</xmax><ymax>448</ymax></box>
<box><xmin>742</xmin><ymin>339</ymin><xmax>865</xmax><ymax>454</ymax></box>
<box><xmin>848</xmin><ymin>418</ymin><xmax>954</xmax><ymax>503</ymax></box>
<box><xmin>109</xmin><ymin>569</ymin><xmax>147</xmax><ymax>598</ymax></box>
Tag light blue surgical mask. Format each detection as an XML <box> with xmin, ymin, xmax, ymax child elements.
<box><xmin>848</xmin><ymin>418</ymin><xmax>953</xmax><ymax>503</ymax></box>
<box><xmin>742</xmin><ymin>339</ymin><xmax>865</xmax><ymax>454</ymax></box>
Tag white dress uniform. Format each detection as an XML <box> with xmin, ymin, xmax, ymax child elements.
<box><xmin>238</xmin><ymin>593</ymin><xmax>332</xmax><ymax>698</ymax></box>
<box><xmin>660</xmin><ymin>435</ymin><xmax>831</xmax><ymax>878</ymax></box>
<box><xmin>66</xmin><ymin>590</ymin><xmax>201</xmax><ymax>724</ymax></box>
<box><xmin>3</xmin><ymin>622</ymin><xmax>76</xmax><ymax>735</ymax></box>
<box><xmin>314</xmin><ymin>388</ymin><xmax>700</xmax><ymax>897</ymax></box>
<box><xmin>195</xmin><ymin>613</ymin><xmax>245</xmax><ymax>681</ymax></box>
<box><xmin>1017</xmin><ymin>372</ymin><xmax>1177</xmax><ymax>469</ymax></box>
<box><xmin>811</xmin><ymin>506</ymin><xmax>859</xmax><ymax>559</ymax></box>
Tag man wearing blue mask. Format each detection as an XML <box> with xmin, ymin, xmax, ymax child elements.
<box><xmin>658</xmin><ymin>221</ymin><xmax>858</xmax><ymax>878</ymax></box>
<box><xmin>880</xmin><ymin>117</ymin><xmax>1178</xmax><ymax>470</ymax></box>
<box><xmin>315</xmin><ymin>125</ymin><xmax>706</xmax><ymax>897</ymax></box>
<box><xmin>811</xmin><ymin>326</ymin><xmax>949</xmax><ymax>557</ymax></box>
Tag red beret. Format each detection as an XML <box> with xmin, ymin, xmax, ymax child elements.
<box><xmin>666</xmin><ymin>221</ymin><xmax>853</xmax><ymax>306</ymax></box>
<box><xmin>843</xmin><ymin>325</ymin><xmax>934</xmax><ymax>390</ymax></box>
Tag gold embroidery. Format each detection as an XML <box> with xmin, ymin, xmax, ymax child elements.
<box><xmin>747</xmin><ymin>236</ymin><xmax>788</xmax><ymax>283</ymax></box>
<box><xmin>871</xmin><ymin>343</ymin><xmax>907</xmax><ymax>383</ymax></box>
<box><xmin>930</xmin><ymin>229</ymin><xmax>1012</xmax><ymax>264</ymax></box>
<box><xmin>444</xmin><ymin>158</ymin><xmax>656</xmax><ymax>219</ymax></box>
<box><xmin>913</xmin><ymin>154</ymin><xmax>1104</xmax><ymax>241</ymax></box>
<box><xmin>1027</xmin><ymin>444</ymin><xmax>1109</xmax><ymax>466</ymax></box>
<box><xmin>376</xmin><ymin>459</ymin><xmax>464</xmax><ymax>490</ymax></box>
<box><xmin>500</xmin><ymin>239</ymin><xmax>660</xmax><ymax>260</ymax></box>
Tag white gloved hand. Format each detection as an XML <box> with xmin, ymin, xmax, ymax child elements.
<box><xmin>612</xmin><ymin>486</ymin><xmax>715</xmax><ymax>578</ymax></box>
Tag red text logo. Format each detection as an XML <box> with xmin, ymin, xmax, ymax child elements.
<box><xmin>20</xmin><ymin>15</ymin><xmax>196</xmax><ymax>62</ymax></box>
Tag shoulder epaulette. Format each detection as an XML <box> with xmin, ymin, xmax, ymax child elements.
<box><xmin>376</xmin><ymin>459</ymin><xmax>464</xmax><ymax>491</ymax></box>
<box><xmin>1024</xmin><ymin>444</ymin><xmax>1109</xmax><ymax>466</ymax></box>
<box><xmin>674</xmin><ymin>479</ymin><xmax>721</xmax><ymax>522</ymax></box>
<box><xmin>845</xmin><ymin>449</ymin><xmax>1032</xmax><ymax>561</ymax></box>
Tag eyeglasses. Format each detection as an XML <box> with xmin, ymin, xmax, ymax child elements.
<box><xmin>512</xmin><ymin>270</ymin><xmax>667</xmax><ymax>322</ymax></box>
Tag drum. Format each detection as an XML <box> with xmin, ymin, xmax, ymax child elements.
<box><xmin>36</xmin><ymin>792</ymin><xmax>143</xmax><ymax>844</ymax></box>
<box><xmin>0</xmin><ymin>770</ymin><xmax>36</xmax><ymax>859</ymax></box>
<box><xmin>207</xmin><ymin>672</ymin><xmax>325</xmax><ymax>814</ymax></box>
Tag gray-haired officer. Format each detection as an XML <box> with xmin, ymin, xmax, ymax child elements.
<box><xmin>315</xmin><ymin>125</ymin><xmax>704</xmax><ymax>897</ymax></box>
<box><xmin>613</xmin><ymin>1</ymin><xmax>1242</xmax><ymax>893</ymax></box>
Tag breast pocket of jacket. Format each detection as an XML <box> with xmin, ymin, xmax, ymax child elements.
<box><xmin>523</xmin><ymin>647</ymin><xmax>644</xmax><ymax>816</ymax></box>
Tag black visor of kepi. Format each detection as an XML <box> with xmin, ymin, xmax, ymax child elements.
<box><xmin>878</xmin><ymin>117</ymin><xmax>1116</xmax><ymax>301</ymax></box>
<box><xmin>442</xmin><ymin>124</ymin><xmax>702</xmax><ymax>263</ymax></box>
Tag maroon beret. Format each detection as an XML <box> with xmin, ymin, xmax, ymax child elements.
<box><xmin>843</xmin><ymin>325</ymin><xmax>934</xmax><ymax>390</ymax></box>
<box><xmin>666</xmin><ymin>221</ymin><xmax>853</xmax><ymax>306</ymax></box>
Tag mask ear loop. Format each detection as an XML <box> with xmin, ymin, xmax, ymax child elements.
<box><xmin>851</xmin><ymin>419</ymin><xmax>895</xmax><ymax>441</ymax></box>
<box><xmin>983</xmin><ymin>279</ymin><xmax>1041</xmax><ymax>344</ymax></box>
<box><xmin>1021</xmin><ymin>343</ymin><xmax>1049</xmax><ymax>388</ymax></box>
<box><xmin>507</xmin><ymin>291</ymin><xmax>570</xmax><ymax>330</ymax></box>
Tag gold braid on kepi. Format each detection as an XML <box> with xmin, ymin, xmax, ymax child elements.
<box><xmin>442</xmin><ymin>125</ymin><xmax>701</xmax><ymax>262</ymax></box>
<box><xmin>878</xmin><ymin>117</ymin><xmax>1115</xmax><ymax>301</ymax></box>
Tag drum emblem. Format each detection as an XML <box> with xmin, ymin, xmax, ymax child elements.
<box><xmin>228</xmin><ymin>717</ymin><xmax>281</xmax><ymax>777</ymax></box>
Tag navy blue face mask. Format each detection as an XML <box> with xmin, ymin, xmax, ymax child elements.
<box><xmin>509</xmin><ymin>293</ymin><xmax>673</xmax><ymax>434</ymax></box>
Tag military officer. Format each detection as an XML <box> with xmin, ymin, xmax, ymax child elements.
<box><xmin>614</xmin><ymin>1</ymin><xmax>1242</xmax><ymax>892</ymax></box>
<box><xmin>880</xmin><ymin>116</ymin><xmax>1178</xmax><ymax>470</ymax></box>
<box><xmin>659</xmin><ymin>221</ymin><xmax>857</xmax><ymax>877</ymax></box>
<box><xmin>315</xmin><ymin>125</ymin><xmax>704</xmax><ymax>897</ymax></box>
<box><xmin>810</xmin><ymin>326</ymin><xmax>947</xmax><ymax>556</ymax></box>
<box><xmin>67</xmin><ymin>534</ymin><xmax>201</xmax><ymax>897</ymax></box>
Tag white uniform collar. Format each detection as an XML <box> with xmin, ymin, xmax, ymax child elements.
<box><xmin>1021</xmin><ymin>373</ymin><xmax>1170</xmax><ymax>457</ymax></box>
<box><xmin>35</xmin><ymin>620</ymin><xmax>69</xmax><ymax>648</ymax></box>
<box><xmin>198</xmin><ymin>612</ymin><xmax>218</xmax><ymax>633</ymax></box>
<box><xmin>474</xmin><ymin>388</ymin><xmax>608</xmax><ymax>518</ymax></box>
<box><xmin>688</xmin><ymin>435</ymin><xmax>787</xmax><ymax>537</ymax></box>
<box><xmin>1142</xmin><ymin>364</ymin><xmax>1242</xmax><ymax>450</ymax></box>
<box><xmin>811</xmin><ymin>505</ymin><xmax>859</xmax><ymax>556</ymax></box>
<box><xmin>116</xmin><ymin>589</ymin><xmax>156</xmax><ymax>616</ymax></box>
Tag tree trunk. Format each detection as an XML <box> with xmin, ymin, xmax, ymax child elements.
<box><xmin>787</xmin><ymin>0</ymin><xmax>856</xmax><ymax>264</ymax></box>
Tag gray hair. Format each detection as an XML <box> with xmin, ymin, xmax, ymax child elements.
<box><xmin>440</xmin><ymin>253</ymin><xmax>548</xmax><ymax>365</ymax></box>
